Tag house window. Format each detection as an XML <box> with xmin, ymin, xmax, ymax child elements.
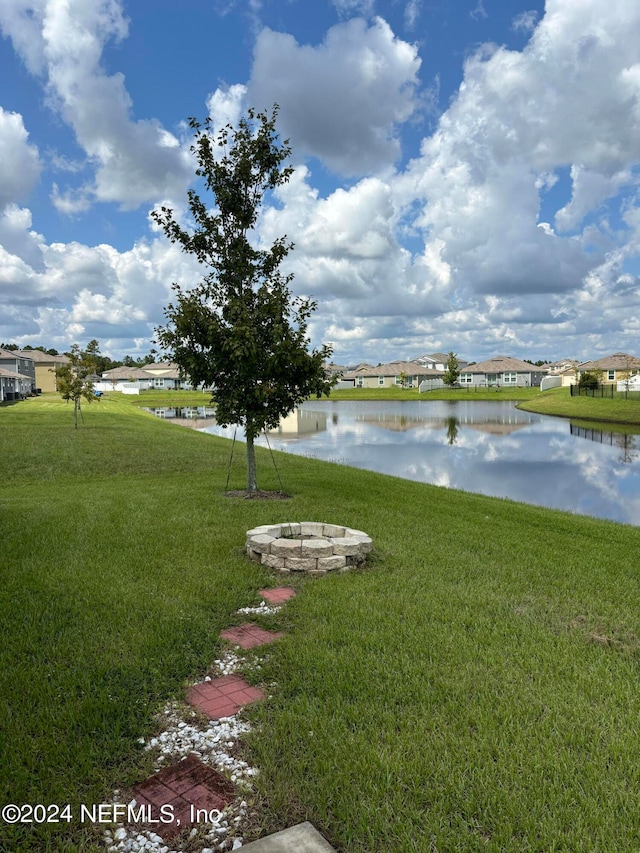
<box><xmin>487</xmin><ymin>373</ymin><xmax>499</xmax><ymax>384</ymax></box>
<box><xmin>460</xmin><ymin>374</ymin><xmax>472</xmax><ymax>384</ymax></box>
<box><xmin>356</xmin><ymin>377</ymin><xmax>363</xmax><ymax>387</ymax></box>
<box><xmin>608</xmin><ymin>370</ymin><xmax>615</xmax><ymax>381</ymax></box>
<box><xmin>379</xmin><ymin>376</ymin><xmax>385</xmax><ymax>386</ymax></box>
<box><xmin>154</xmin><ymin>378</ymin><xmax>164</xmax><ymax>388</ymax></box>
<box><xmin>503</xmin><ymin>373</ymin><xmax>517</xmax><ymax>384</ymax></box>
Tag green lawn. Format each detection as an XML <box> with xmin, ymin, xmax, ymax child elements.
<box><xmin>2</xmin><ymin>394</ymin><xmax>640</xmax><ymax>851</ymax></box>
<box><xmin>518</xmin><ymin>386</ymin><xmax>640</xmax><ymax>425</ymax></box>
<box><xmin>327</xmin><ymin>386</ymin><xmax>541</xmax><ymax>402</ymax></box>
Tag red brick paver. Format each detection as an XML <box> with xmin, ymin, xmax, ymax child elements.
<box><xmin>220</xmin><ymin>623</ymin><xmax>284</xmax><ymax>649</ymax></box>
<box><xmin>259</xmin><ymin>587</ymin><xmax>297</xmax><ymax>604</ymax></box>
<box><xmin>187</xmin><ymin>674</ymin><xmax>264</xmax><ymax>718</ymax></box>
<box><xmin>133</xmin><ymin>754</ymin><xmax>235</xmax><ymax>839</ymax></box>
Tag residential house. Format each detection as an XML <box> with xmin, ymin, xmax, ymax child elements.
<box><xmin>411</xmin><ymin>352</ymin><xmax>449</xmax><ymax>370</ymax></box>
<box><xmin>544</xmin><ymin>358</ymin><xmax>578</xmax><ymax>375</ymax></box>
<box><xmin>98</xmin><ymin>366</ymin><xmax>156</xmax><ymax>393</ymax></box>
<box><xmin>140</xmin><ymin>361</ymin><xmax>204</xmax><ymax>390</ymax></box>
<box><xmin>0</xmin><ymin>348</ymin><xmax>35</xmax><ymax>401</ymax></box>
<box><xmin>459</xmin><ymin>356</ymin><xmax>547</xmax><ymax>387</ymax></box>
<box><xmin>99</xmin><ymin>362</ymin><xmax>209</xmax><ymax>393</ymax></box>
<box><xmin>16</xmin><ymin>349</ymin><xmax>69</xmax><ymax>392</ymax></box>
<box><xmin>577</xmin><ymin>352</ymin><xmax>640</xmax><ymax>384</ymax></box>
<box><xmin>333</xmin><ymin>362</ymin><xmax>374</xmax><ymax>389</ymax></box>
<box><xmin>342</xmin><ymin>360</ymin><xmax>443</xmax><ymax>389</ymax></box>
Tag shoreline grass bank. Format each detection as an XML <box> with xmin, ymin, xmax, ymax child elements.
<box><xmin>2</xmin><ymin>395</ymin><xmax>640</xmax><ymax>851</ymax></box>
<box><xmin>517</xmin><ymin>385</ymin><xmax>640</xmax><ymax>425</ymax></box>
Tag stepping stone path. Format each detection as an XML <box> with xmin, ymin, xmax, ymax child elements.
<box><xmin>104</xmin><ymin>587</ymin><xmax>337</xmax><ymax>853</ymax></box>
<box><xmin>132</xmin><ymin>754</ymin><xmax>235</xmax><ymax>841</ymax></box>
<box><xmin>219</xmin><ymin>624</ymin><xmax>285</xmax><ymax>650</ymax></box>
<box><xmin>258</xmin><ymin>587</ymin><xmax>297</xmax><ymax>605</ymax></box>
<box><xmin>187</xmin><ymin>675</ymin><xmax>265</xmax><ymax>719</ymax></box>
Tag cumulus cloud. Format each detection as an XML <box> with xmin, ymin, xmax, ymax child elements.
<box><xmin>3</xmin><ymin>0</ymin><xmax>640</xmax><ymax>366</ymax></box>
<box><xmin>0</xmin><ymin>108</ymin><xmax>41</xmax><ymax>208</ymax></box>
<box><xmin>399</xmin><ymin>0</ymin><xmax>640</xmax><ymax>305</ymax></box>
<box><xmin>205</xmin><ymin>84</ymin><xmax>248</xmax><ymax>136</ymax></box>
<box><xmin>0</xmin><ymin>229</ymin><xmax>202</xmax><ymax>355</ymax></box>
<box><xmin>0</xmin><ymin>0</ymin><xmax>193</xmax><ymax>210</ymax></box>
<box><xmin>0</xmin><ymin>205</ymin><xmax>46</xmax><ymax>269</ymax></box>
<box><xmin>246</xmin><ymin>17</ymin><xmax>421</xmax><ymax>175</ymax></box>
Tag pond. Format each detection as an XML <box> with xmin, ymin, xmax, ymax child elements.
<box><xmin>146</xmin><ymin>400</ymin><xmax>640</xmax><ymax>526</ymax></box>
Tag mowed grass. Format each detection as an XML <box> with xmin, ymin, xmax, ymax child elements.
<box><xmin>2</xmin><ymin>395</ymin><xmax>640</xmax><ymax>851</ymax></box>
<box><xmin>328</xmin><ymin>386</ymin><xmax>541</xmax><ymax>402</ymax></box>
<box><xmin>519</xmin><ymin>386</ymin><xmax>640</xmax><ymax>425</ymax></box>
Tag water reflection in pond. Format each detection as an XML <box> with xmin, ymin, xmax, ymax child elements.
<box><xmin>146</xmin><ymin>400</ymin><xmax>640</xmax><ymax>525</ymax></box>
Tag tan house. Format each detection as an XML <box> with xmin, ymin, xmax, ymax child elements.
<box><xmin>577</xmin><ymin>352</ymin><xmax>640</xmax><ymax>384</ymax></box>
<box><xmin>16</xmin><ymin>349</ymin><xmax>69</xmax><ymax>392</ymax></box>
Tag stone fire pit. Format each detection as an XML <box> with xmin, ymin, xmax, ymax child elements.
<box><xmin>245</xmin><ymin>522</ymin><xmax>372</xmax><ymax>576</ymax></box>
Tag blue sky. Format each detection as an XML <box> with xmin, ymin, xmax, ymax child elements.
<box><xmin>1</xmin><ymin>0</ymin><xmax>639</xmax><ymax>365</ymax></box>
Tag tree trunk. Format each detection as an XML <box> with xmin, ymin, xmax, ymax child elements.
<box><xmin>246</xmin><ymin>433</ymin><xmax>258</xmax><ymax>492</ymax></box>
<box><xmin>74</xmin><ymin>399</ymin><xmax>79</xmax><ymax>429</ymax></box>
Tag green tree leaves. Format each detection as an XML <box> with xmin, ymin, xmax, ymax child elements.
<box><xmin>152</xmin><ymin>106</ymin><xmax>333</xmax><ymax>491</ymax></box>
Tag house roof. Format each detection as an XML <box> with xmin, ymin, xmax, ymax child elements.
<box><xmin>102</xmin><ymin>366</ymin><xmax>154</xmax><ymax>379</ymax></box>
<box><xmin>0</xmin><ymin>347</ymin><xmax>25</xmax><ymax>360</ymax></box>
<box><xmin>545</xmin><ymin>358</ymin><xmax>577</xmax><ymax>368</ymax></box>
<box><xmin>577</xmin><ymin>352</ymin><xmax>640</xmax><ymax>371</ymax></box>
<box><xmin>139</xmin><ymin>362</ymin><xmax>184</xmax><ymax>379</ymax></box>
<box><xmin>412</xmin><ymin>352</ymin><xmax>450</xmax><ymax>363</ymax></box>
<box><xmin>463</xmin><ymin>356</ymin><xmax>545</xmax><ymax>374</ymax></box>
<box><xmin>16</xmin><ymin>349</ymin><xmax>69</xmax><ymax>364</ymax></box>
<box><xmin>342</xmin><ymin>360</ymin><xmax>443</xmax><ymax>379</ymax></box>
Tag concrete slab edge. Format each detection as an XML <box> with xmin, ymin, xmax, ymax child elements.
<box><xmin>238</xmin><ymin>821</ymin><xmax>336</xmax><ymax>852</ymax></box>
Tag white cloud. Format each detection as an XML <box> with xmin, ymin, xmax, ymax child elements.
<box><xmin>0</xmin><ymin>0</ymin><xmax>193</xmax><ymax>210</ymax></box>
<box><xmin>512</xmin><ymin>10</ymin><xmax>538</xmax><ymax>33</ymax></box>
<box><xmin>555</xmin><ymin>165</ymin><xmax>633</xmax><ymax>232</ymax></box>
<box><xmin>404</xmin><ymin>1</ymin><xmax>421</xmax><ymax>30</ymax></box>
<box><xmin>332</xmin><ymin>0</ymin><xmax>375</xmax><ymax>16</ymax></box>
<box><xmin>205</xmin><ymin>84</ymin><xmax>248</xmax><ymax>136</ymax></box>
<box><xmin>3</xmin><ymin>0</ymin><xmax>640</xmax><ymax>366</ymax></box>
<box><xmin>0</xmin><ymin>108</ymin><xmax>41</xmax><ymax>208</ymax></box>
<box><xmin>0</xmin><ymin>204</ymin><xmax>46</xmax><ymax>269</ymax></box>
<box><xmin>247</xmin><ymin>17</ymin><xmax>421</xmax><ymax>176</ymax></box>
<box><xmin>398</xmin><ymin>0</ymin><xmax>640</xmax><ymax>306</ymax></box>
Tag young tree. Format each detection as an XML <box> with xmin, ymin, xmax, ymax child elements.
<box><xmin>578</xmin><ymin>368</ymin><xmax>603</xmax><ymax>391</ymax></box>
<box><xmin>443</xmin><ymin>351</ymin><xmax>460</xmax><ymax>387</ymax></box>
<box><xmin>55</xmin><ymin>344</ymin><xmax>98</xmax><ymax>428</ymax></box>
<box><xmin>152</xmin><ymin>106</ymin><xmax>333</xmax><ymax>492</ymax></box>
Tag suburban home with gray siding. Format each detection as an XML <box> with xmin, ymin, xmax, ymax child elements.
<box><xmin>459</xmin><ymin>356</ymin><xmax>546</xmax><ymax>387</ymax></box>
<box><xmin>0</xmin><ymin>348</ymin><xmax>35</xmax><ymax>400</ymax></box>
<box><xmin>342</xmin><ymin>360</ymin><xmax>443</xmax><ymax>389</ymax></box>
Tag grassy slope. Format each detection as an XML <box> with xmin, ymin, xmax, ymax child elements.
<box><xmin>518</xmin><ymin>386</ymin><xmax>640</xmax><ymax>425</ymax></box>
<box><xmin>2</xmin><ymin>395</ymin><xmax>640</xmax><ymax>851</ymax></box>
